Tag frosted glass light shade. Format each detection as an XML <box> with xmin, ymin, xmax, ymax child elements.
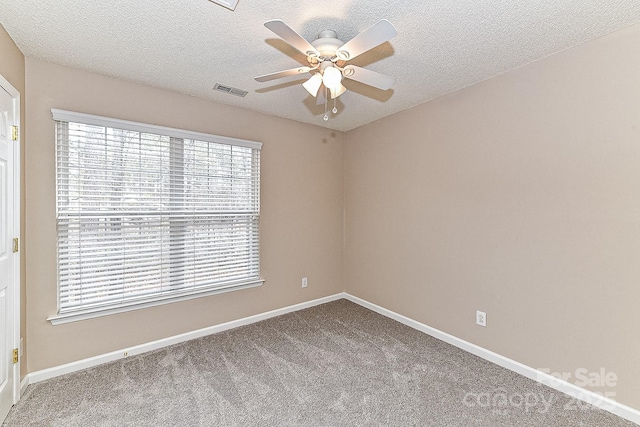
<box><xmin>330</xmin><ymin>83</ymin><xmax>346</xmax><ymax>99</ymax></box>
<box><xmin>322</xmin><ymin>66</ymin><xmax>342</xmax><ymax>90</ymax></box>
<box><xmin>302</xmin><ymin>74</ymin><xmax>323</xmax><ymax>97</ymax></box>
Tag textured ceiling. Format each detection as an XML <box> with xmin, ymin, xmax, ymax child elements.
<box><xmin>2</xmin><ymin>0</ymin><xmax>640</xmax><ymax>131</ymax></box>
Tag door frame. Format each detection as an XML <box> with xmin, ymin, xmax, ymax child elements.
<box><xmin>0</xmin><ymin>72</ymin><xmax>21</xmax><ymax>406</ymax></box>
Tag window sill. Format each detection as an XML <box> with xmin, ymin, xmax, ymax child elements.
<box><xmin>47</xmin><ymin>278</ymin><xmax>265</xmax><ymax>325</ymax></box>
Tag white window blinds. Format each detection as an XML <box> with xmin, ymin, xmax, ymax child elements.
<box><xmin>51</xmin><ymin>110</ymin><xmax>262</xmax><ymax>323</ymax></box>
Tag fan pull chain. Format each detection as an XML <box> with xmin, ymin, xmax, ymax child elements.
<box><xmin>323</xmin><ymin>87</ymin><xmax>329</xmax><ymax>121</ymax></box>
<box><xmin>332</xmin><ymin>97</ymin><xmax>338</xmax><ymax>114</ymax></box>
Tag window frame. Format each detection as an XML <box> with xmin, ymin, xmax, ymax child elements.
<box><xmin>48</xmin><ymin>109</ymin><xmax>263</xmax><ymax>325</ymax></box>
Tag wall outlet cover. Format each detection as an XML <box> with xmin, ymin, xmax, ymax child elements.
<box><xmin>476</xmin><ymin>310</ymin><xmax>487</xmax><ymax>327</ymax></box>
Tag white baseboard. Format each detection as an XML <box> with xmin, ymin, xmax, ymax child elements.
<box><xmin>25</xmin><ymin>293</ymin><xmax>345</xmax><ymax>385</ymax></box>
<box><xmin>22</xmin><ymin>292</ymin><xmax>640</xmax><ymax>425</ymax></box>
<box><xmin>343</xmin><ymin>293</ymin><xmax>640</xmax><ymax>426</ymax></box>
<box><xmin>19</xmin><ymin>376</ymin><xmax>28</xmax><ymax>397</ymax></box>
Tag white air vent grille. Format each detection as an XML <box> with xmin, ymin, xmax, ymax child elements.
<box><xmin>208</xmin><ymin>0</ymin><xmax>239</xmax><ymax>11</ymax></box>
<box><xmin>213</xmin><ymin>83</ymin><xmax>248</xmax><ymax>97</ymax></box>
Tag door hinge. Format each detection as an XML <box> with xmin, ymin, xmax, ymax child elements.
<box><xmin>12</xmin><ymin>348</ymin><xmax>18</xmax><ymax>364</ymax></box>
<box><xmin>12</xmin><ymin>238</ymin><xmax>18</xmax><ymax>253</ymax></box>
<box><xmin>11</xmin><ymin>126</ymin><xmax>18</xmax><ymax>141</ymax></box>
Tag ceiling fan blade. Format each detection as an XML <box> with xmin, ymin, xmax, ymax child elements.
<box><xmin>254</xmin><ymin>67</ymin><xmax>313</xmax><ymax>82</ymax></box>
<box><xmin>264</xmin><ymin>20</ymin><xmax>320</xmax><ymax>57</ymax></box>
<box><xmin>336</xmin><ymin>20</ymin><xmax>397</xmax><ymax>61</ymax></box>
<box><xmin>342</xmin><ymin>65</ymin><xmax>395</xmax><ymax>90</ymax></box>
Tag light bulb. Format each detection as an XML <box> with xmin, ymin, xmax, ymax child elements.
<box><xmin>322</xmin><ymin>66</ymin><xmax>342</xmax><ymax>90</ymax></box>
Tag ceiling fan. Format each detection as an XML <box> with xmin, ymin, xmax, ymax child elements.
<box><xmin>255</xmin><ymin>19</ymin><xmax>397</xmax><ymax>121</ymax></box>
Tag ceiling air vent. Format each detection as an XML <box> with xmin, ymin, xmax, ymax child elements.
<box><xmin>213</xmin><ymin>83</ymin><xmax>248</xmax><ymax>97</ymax></box>
<box><xmin>208</xmin><ymin>0</ymin><xmax>239</xmax><ymax>11</ymax></box>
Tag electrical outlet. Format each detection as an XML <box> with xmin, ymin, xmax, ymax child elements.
<box><xmin>302</xmin><ymin>277</ymin><xmax>308</xmax><ymax>288</ymax></box>
<box><xmin>476</xmin><ymin>310</ymin><xmax>487</xmax><ymax>327</ymax></box>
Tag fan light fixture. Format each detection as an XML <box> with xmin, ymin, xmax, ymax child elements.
<box><xmin>303</xmin><ymin>65</ymin><xmax>344</xmax><ymax>98</ymax></box>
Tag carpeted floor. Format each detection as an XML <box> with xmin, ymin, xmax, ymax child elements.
<box><xmin>4</xmin><ymin>299</ymin><xmax>635</xmax><ymax>426</ymax></box>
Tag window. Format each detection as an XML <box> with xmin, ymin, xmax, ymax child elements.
<box><xmin>50</xmin><ymin>109</ymin><xmax>262</xmax><ymax>324</ymax></box>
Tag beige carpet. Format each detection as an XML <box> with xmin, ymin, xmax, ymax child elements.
<box><xmin>4</xmin><ymin>300</ymin><xmax>634</xmax><ymax>426</ymax></box>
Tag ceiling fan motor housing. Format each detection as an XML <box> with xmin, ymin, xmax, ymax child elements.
<box><xmin>311</xmin><ymin>30</ymin><xmax>343</xmax><ymax>59</ymax></box>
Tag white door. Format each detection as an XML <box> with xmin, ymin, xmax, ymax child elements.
<box><xmin>0</xmin><ymin>82</ymin><xmax>18</xmax><ymax>422</ymax></box>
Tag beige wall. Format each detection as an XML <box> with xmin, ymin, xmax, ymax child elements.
<box><xmin>0</xmin><ymin>25</ymin><xmax>24</xmax><ymax>93</ymax></box>
<box><xmin>345</xmin><ymin>23</ymin><xmax>640</xmax><ymax>409</ymax></box>
<box><xmin>0</xmin><ymin>24</ymin><xmax>26</xmax><ymax>378</ymax></box>
<box><xmin>25</xmin><ymin>58</ymin><xmax>344</xmax><ymax>371</ymax></box>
